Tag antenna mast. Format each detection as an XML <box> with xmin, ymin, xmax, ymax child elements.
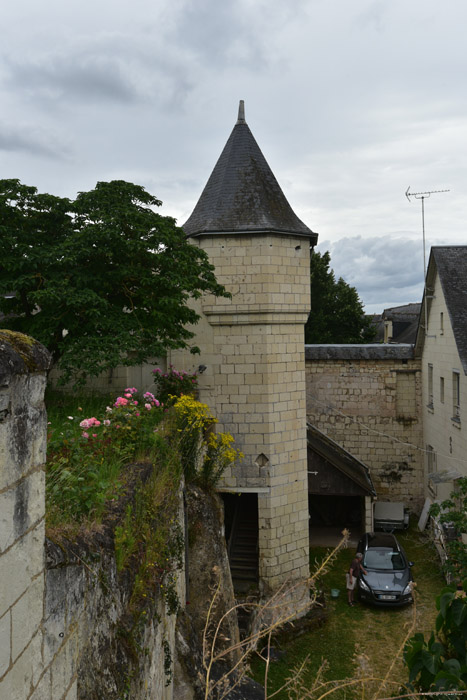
<box><xmin>405</xmin><ymin>186</ymin><xmax>449</xmax><ymax>336</ymax></box>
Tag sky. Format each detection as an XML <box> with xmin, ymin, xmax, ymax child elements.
<box><xmin>2</xmin><ymin>0</ymin><xmax>466</xmax><ymax>314</ymax></box>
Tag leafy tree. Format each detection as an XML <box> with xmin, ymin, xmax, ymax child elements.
<box><xmin>305</xmin><ymin>251</ymin><xmax>376</xmax><ymax>344</ymax></box>
<box><xmin>0</xmin><ymin>179</ymin><xmax>228</xmax><ymax>384</ymax></box>
<box><xmin>404</xmin><ymin>581</ymin><xmax>467</xmax><ymax>695</ymax></box>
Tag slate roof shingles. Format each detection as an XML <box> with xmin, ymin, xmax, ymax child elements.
<box><xmin>432</xmin><ymin>246</ymin><xmax>467</xmax><ymax>374</ymax></box>
<box><xmin>183</xmin><ymin>104</ymin><xmax>317</xmax><ymax>242</ymax></box>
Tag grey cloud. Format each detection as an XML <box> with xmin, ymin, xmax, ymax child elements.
<box><xmin>318</xmin><ymin>235</ymin><xmax>425</xmax><ymax>311</ymax></box>
<box><xmin>169</xmin><ymin>0</ymin><xmax>284</xmax><ymax>70</ymax></box>
<box><xmin>3</xmin><ymin>28</ymin><xmax>196</xmax><ymax>110</ymax></box>
<box><xmin>0</xmin><ymin>123</ymin><xmax>68</xmax><ymax>159</ymax></box>
<box><xmin>5</xmin><ymin>53</ymin><xmax>141</xmax><ymax>104</ymax></box>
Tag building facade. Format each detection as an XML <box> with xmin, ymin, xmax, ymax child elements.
<box><xmin>415</xmin><ymin>246</ymin><xmax>467</xmax><ymax>501</ymax></box>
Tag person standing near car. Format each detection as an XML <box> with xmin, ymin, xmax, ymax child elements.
<box><xmin>346</xmin><ymin>552</ymin><xmax>367</xmax><ymax>606</ymax></box>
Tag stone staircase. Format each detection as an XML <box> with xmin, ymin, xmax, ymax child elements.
<box><xmin>227</xmin><ymin>495</ymin><xmax>259</xmax><ymax>592</ymax></box>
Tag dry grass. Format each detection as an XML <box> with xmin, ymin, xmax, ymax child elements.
<box><xmin>250</xmin><ymin>524</ymin><xmax>446</xmax><ymax>699</ymax></box>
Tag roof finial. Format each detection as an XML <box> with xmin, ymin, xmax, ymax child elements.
<box><xmin>236</xmin><ymin>100</ymin><xmax>246</xmax><ymax>124</ymax></box>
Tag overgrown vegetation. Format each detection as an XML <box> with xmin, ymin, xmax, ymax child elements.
<box><xmin>430</xmin><ymin>476</ymin><xmax>467</xmax><ymax>583</ymax></box>
<box><xmin>114</xmin><ymin>456</ymin><xmax>185</xmax><ymax>614</ymax></box>
<box><xmin>46</xmin><ymin>387</ymin><xmax>166</xmax><ymax>524</ymax></box>
<box><xmin>152</xmin><ymin>365</ymin><xmax>199</xmax><ymax>405</ymax></box>
<box><xmin>404</xmin><ymin>580</ymin><xmax>467</xmax><ymax>694</ymax></box>
<box><xmin>46</xmin><ymin>374</ymin><xmax>241</xmax><ymax>525</ymax></box>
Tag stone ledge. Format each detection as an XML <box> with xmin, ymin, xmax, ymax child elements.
<box><xmin>0</xmin><ymin>331</ymin><xmax>51</xmax><ymax>382</ymax></box>
<box><xmin>305</xmin><ymin>344</ymin><xmax>415</xmax><ymax>361</ymax></box>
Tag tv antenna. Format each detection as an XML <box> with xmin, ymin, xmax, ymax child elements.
<box><xmin>405</xmin><ymin>186</ymin><xmax>449</xmax><ymax>336</ymax></box>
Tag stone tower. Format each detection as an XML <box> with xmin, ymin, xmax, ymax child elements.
<box><xmin>176</xmin><ymin>102</ymin><xmax>317</xmax><ymax>597</ymax></box>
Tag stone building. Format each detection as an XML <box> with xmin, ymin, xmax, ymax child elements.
<box><xmin>305</xmin><ymin>344</ymin><xmax>424</xmax><ymax>515</ymax></box>
<box><xmin>171</xmin><ymin>101</ymin><xmax>316</xmax><ymax>596</ymax></box>
<box><xmin>415</xmin><ymin>246</ymin><xmax>467</xmax><ymax>501</ymax></box>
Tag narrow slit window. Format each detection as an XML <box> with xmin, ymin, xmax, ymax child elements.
<box><xmin>452</xmin><ymin>371</ymin><xmax>460</xmax><ymax>421</ymax></box>
<box><xmin>428</xmin><ymin>364</ymin><xmax>434</xmax><ymax>408</ymax></box>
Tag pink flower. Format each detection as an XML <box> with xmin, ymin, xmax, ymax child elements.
<box><xmin>135</xmin><ymin>412</ymin><xmax>140</xmax><ymax>417</ymax></box>
<box><xmin>92</xmin><ymin>434</ymin><xmax>97</xmax><ymax>438</ymax></box>
<box><xmin>115</xmin><ymin>397</ymin><xmax>129</xmax><ymax>407</ymax></box>
<box><xmin>82</xmin><ymin>432</ymin><xmax>89</xmax><ymax>439</ymax></box>
<box><xmin>145</xmin><ymin>403</ymin><xmax>152</xmax><ymax>411</ymax></box>
<box><xmin>154</xmin><ymin>399</ymin><xmax>160</xmax><ymax>407</ymax></box>
<box><xmin>124</xmin><ymin>393</ymin><xmax>132</xmax><ymax>398</ymax></box>
<box><xmin>104</xmin><ymin>419</ymin><xmax>111</xmax><ymax>426</ymax></box>
<box><xmin>133</xmin><ymin>401</ymin><xmax>138</xmax><ymax>406</ymax></box>
<box><xmin>80</xmin><ymin>417</ymin><xmax>101</xmax><ymax>428</ymax></box>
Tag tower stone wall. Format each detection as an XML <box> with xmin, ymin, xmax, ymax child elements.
<box><xmin>175</xmin><ymin>101</ymin><xmax>316</xmax><ymax>597</ymax></box>
<box><xmin>174</xmin><ymin>233</ymin><xmax>311</xmax><ymax>592</ymax></box>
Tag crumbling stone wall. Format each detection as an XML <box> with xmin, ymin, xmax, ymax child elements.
<box><xmin>0</xmin><ymin>331</ymin><xmax>51</xmax><ymax>699</ymax></box>
<box><xmin>305</xmin><ymin>345</ymin><xmax>424</xmax><ymax>511</ymax></box>
<box><xmin>42</xmin><ymin>484</ymin><xmax>186</xmax><ymax>700</ymax></box>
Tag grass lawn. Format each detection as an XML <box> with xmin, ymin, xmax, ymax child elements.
<box><xmin>249</xmin><ymin>524</ymin><xmax>446</xmax><ymax>699</ymax></box>
<box><xmin>45</xmin><ymin>387</ymin><xmax>114</xmax><ymax>429</ymax></box>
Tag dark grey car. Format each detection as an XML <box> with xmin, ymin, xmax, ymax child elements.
<box><xmin>356</xmin><ymin>532</ymin><xmax>414</xmax><ymax>606</ymax></box>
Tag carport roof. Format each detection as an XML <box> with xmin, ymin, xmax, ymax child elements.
<box><xmin>307</xmin><ymin>423</ymin><xmax>376</xmax><ymax>496</ymax></box>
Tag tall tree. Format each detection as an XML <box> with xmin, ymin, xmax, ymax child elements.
<box><xmin>305</xmin><ymin>251</ymin><xmax>376</xmax><ymax>344</ymax></box>
<box><xmin>0</xmin><ymin>179</ymin><xmax>228</xmax><ymax>384</ymax></box>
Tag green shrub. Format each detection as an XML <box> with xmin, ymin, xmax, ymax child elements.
<box><xmin>404</xmin><ymin>581</ymin><xmax>467</xmax><ymax>694</ymax></box>
<box><xmin>152</xmin><ymin>365</ymin><xmax>198</xmax><ymax>405</ymax></box>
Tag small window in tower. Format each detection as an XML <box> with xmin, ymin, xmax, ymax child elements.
<box><xmin>255</xmin><ymin>453</ymin><xmax>269</xmax><ymax>468</ymax></box>
<box><xmin>440</xmin><ymin>312</ymin><xmax>444</xmax><ymax>335</ymax></box>
<box><xmin>440</xmin><ymin>376</ymin><xmax>445</xmax><ymax>404</ymax></box>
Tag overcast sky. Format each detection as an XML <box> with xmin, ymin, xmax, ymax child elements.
<box><xmin>2</xmin><ymin>0</ymin><xmax>466</xmax><ymax>313</ymax></box>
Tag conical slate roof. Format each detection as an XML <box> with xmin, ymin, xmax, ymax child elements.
<box><xmin>183</xmin><ymin>101</ymin><xmax>317</xmax><ymax>243</ymax></box>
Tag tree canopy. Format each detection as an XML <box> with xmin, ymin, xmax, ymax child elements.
<box><xmin>0</xmin><ymin>179</ymin><xmax>228</xmax><ymax>384</ymax></box>
<box><xmin>305</xmin><ymin>250</ymin><xmax>376</xmax><ymax>344</ymax></box>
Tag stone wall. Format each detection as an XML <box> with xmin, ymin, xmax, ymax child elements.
<box><xmin>305</xmin><ymin>344</ymin><xmax>424</xmax><ymax>511</ymax></box>
<box><xmin>0</xmin><ymin>331</ymin><xmax>51</xmax><ymax>699</ymax></box>
<box><xmin>41</xmin><ymin>483</ymin><xmax>186</xmax><ymax>700</ymax></box>
<box><xmin>173</xmin><ymin>234</ymin><xmax>311</xmax><ymax>595</ymax></box>
<box><xmin>49</xmin><ymin>357</ymin><xmax>166</xmax><ymax>395</ymax></box>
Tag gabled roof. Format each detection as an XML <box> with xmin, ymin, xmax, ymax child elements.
<box><xmin>307</xmin><ymin>423</ymin><xmax>376</xmax><ymax>496</ymax></box>
<box><xmin>382</xmin><ymin>303</ymin><xmax>421</xmax><ymax>322</ymax></box>
<box><xmin>183</xmin><ymin>101</ymin><xmax>317</xmax><ymax>243</ymax></box>
<box><xmin>415</xmin><ymin>246</ymin><xmax>467</xmax><ymax>374</ymax></box>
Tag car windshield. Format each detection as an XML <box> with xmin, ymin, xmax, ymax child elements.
<box><xmin>363</xmin><ymin>548</ymin><xmax>405</xmax><ymax>571</ymax></box>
